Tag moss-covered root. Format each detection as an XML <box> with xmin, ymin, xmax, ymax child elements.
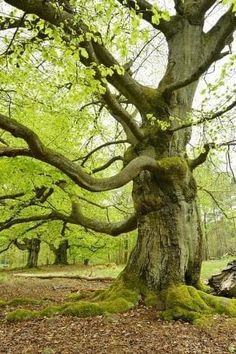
<box><xmin>6</xmin><ymin>279</ymin><xmax>141</xmax><ymax>322</ymax></box>
<box><xmin>158</xmin><ymin>285</ymin><xmax>236</xmax><ymax>325</ymax></box>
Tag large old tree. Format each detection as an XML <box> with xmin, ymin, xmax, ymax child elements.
<box><xmin>0</xmin><ymin>0</ymin><xmax>236</xmax><ymax>321</ymax></box>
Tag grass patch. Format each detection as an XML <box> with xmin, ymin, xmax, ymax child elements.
<box><xmin>0</xmin><ymin>297</ymin><xmax>43</xmax><ymax>307</ymax></box>
<box><xmin>6</xmin><ymin>309</ymin><xmax>38</xmax><ymax>321</ymax></box>
<box><xmin>201</xmin><ymin>257</ymin><xmax>234</xmax><ymax>282</ymax></box>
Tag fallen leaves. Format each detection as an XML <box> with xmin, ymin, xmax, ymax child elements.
<box><xmin>0</xmin><ymin>277</ymin><xmax>236</xmax><ymax>353</ymax></box>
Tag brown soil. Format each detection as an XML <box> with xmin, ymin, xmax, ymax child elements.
<box><xmin>0</xmin><ymin>274</ymin><xmax>236</xmax><ymax>354</ymax></box>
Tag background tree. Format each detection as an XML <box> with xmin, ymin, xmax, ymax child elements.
<box><xmin>0</xmin><ymin>0</ymin><xmax>235</xmax><ymax>320</ymax></box>
<box><xmin>13</xmin><ymin>237</ymin><xmax>41</xmax><ymax>268</ymax></box>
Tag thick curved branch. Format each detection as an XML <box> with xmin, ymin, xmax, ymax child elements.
<box><xmin>0</xmin><ymin>113</ymin><xmax>158</xmax><ymax>192</ymax></box>
<box><xmin>198</xmin><ymin>0</ymin><xmax>218</xmax><ymax>16</ymax></box>
<box><xmin>174</xmin><ymin>0</ymin><xmax>184</xmax><ymax>15</ymax></box>
<box><xmin>163</xmin><ymin>7</ymin><xmax>236</xmax><ymax>96</ymax></box>
<box><xmin>205</xmin><ymin>7</ymin><xmax>236</xmax><ymax>51</ymax></box>
<box><xmin>4</xmin><ymin>0</ymin><xmax>149</xmax><ymax>111</ymax></box>
<box><xmin>71</xmin><ymin>202</ymin><xmax>137</xmax><ymax>236</ymax></box>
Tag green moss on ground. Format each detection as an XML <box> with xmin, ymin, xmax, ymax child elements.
<box><xmin>5</xmin><ymin>276</ymin><xmax>141</xmax><ymax>321</ymax></box>
<box><xmin>5</xmin><ymin>280</ymin><xmax>236</xmax><ymax>324</ymax></box>
<box><xmin>6</xmin><ymin>309</ymin><xmax>38</xmax><ymax>322</ymax></box>
<box><xmin>0</xmin><ymin>297</ymin><xmax>42</xmax><ymax>307</ymax></box>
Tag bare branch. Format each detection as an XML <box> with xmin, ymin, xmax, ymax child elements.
<box><xmin>92</xmin><ymin>156</ymin><xmax>123</xmax><ymax>174</ymax></box>
<box><xmin>103</xmin><ymin>88</ymin><xmax>144</xmax><ymax>143</ymax></box>
<box><xmin>20</xmin><ymin>220</ymin><xmax>49</xmax><ymax>237</ymax></box>
<box><xmin>73</xmin><ymin>139</ymin><xmax>127</xmax><ymax>164</ymax></box>
<box><xmin>170</xmin><ymin>100</ymin><xmax>236</xmax><ymax>132</ymax></box>
<box><xmin>2</xmin><ymin>12</ymin><xmax>27</xmax><ymax>55</ymax></box>
<box><xmin>0</xmin><ymin>240</ymin><xmax>14</xmax><ymax>254</ymax></box>
<box><xmin>199</xmin><ymin>187</ymin><xmax>236</xmax><ymax>220</ymax></box>
<box><xmin>0</xmin><ymin>212</ymin><xmax>67</xmax><ymax>233</ymax></box>
<box><xmin>81</xmin><ymin>41</ymin><xmax>144</xmax><ymax>143</ymax></box>
<box><xmin>205</xmin><ymin>7</ymin><xmax>236</xmax><ymax>53</ymax></box>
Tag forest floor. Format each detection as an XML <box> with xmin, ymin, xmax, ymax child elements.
<box><xmin>0</xmin><ymin>264</ymin><xmax>236</xmax><ymax>354</ymax></box>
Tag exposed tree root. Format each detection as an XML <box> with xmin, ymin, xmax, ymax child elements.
<box><xmin>4</xmin><ymin>278</ymin><xmax>236</xmax><ymax>324</ymax></box>
<box><xmin>157</xmin><ymin>285</ymin><xmax>236</xmax><ymax>325</ymax></box>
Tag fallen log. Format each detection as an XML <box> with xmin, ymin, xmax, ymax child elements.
<box><xmin>13</xmin><ymin>273</ymin><xmax>115</xmax><ymax>281</ymax></box>
<box><xmin>208</xmin><ymin>259</ymin><xmax>236</xmax><ymax>298</ymax></box>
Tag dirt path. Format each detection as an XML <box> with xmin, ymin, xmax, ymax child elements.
<box><xmin>0</xmin><ymin>276</ymin><xmax>236</xmax><ymax>354</ymax></box>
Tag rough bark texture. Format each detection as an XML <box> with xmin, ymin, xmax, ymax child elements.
<box><xmin>122</xmin><ymin>21</ymin><xmax>205</xmax><ymax>291</ymax></box>
<box><xmin>123</xmin><ymin>163</ymin><xmax>203</xmax><ymax>290</ymax></box>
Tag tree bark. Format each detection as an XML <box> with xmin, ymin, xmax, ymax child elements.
<box><xmin>122</xmin><ymin>166</ymin><xmax>203</xmax><ymax>290</ymax></box>
<box><xmin>26</xmin><ymin>238</ymin><xmax>41</xmax><ymax>268</ymax></box>
<box><xmin>53</xmin><ymin>240</ymin><xmax>69</xmax><ymax>265</ymax></box>
<box><xmin>121</xmin><ymin>20</ymin><xmax>205</xmax><ymax>291</ymax></box>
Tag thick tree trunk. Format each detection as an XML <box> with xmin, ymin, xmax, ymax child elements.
<box><xmin>121</xmin><ymin>21</ymin><xmax>206</xmax><ymax>292</ymax></box>
<box><xmin>54</xmin><ymin>240</ymin><xmax>69</xmax><ymax>265</ymax></box>
<box><xmin>123</xmin><ymin>166</ymin><xmax>203</xmax><ymax>291</ymax></box>
<box><xmin>26</xmin><ymin>238</ymin><xmax>41</xmax><ymax>268</ymax></box>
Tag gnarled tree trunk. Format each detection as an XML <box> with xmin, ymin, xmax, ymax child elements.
<box><xmin>121</xmin><ymin>21</ymin><xmax>204</xmax><ymax>291</ymax></box>
<box><xmin>14</xmin><ymin>238</ymin><xmax>41</xmax><ymax>268</ymax></box>
<box><xmin>123</xmin><ymin>156</ymin><xmax>203</xmax><ymax>290</ymax></box>
<box><xmin>53</xmin><ymin>240</ymin><xmax>69</xmax><ymax>265</ymax></box>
